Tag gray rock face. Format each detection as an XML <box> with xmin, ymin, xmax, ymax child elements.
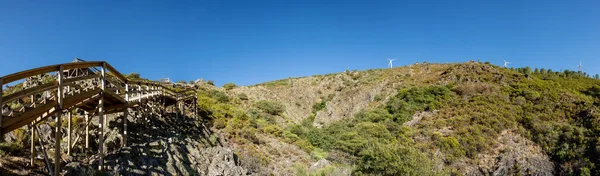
<box><xmin>202</xmin><ymin>147</ymin><xmax>247</xmax><ymax>176</ymax></box>
<box><xmin>462</xmin><ymin>130</ymin><xmax>554</xmax><ymax>176</ymax></box>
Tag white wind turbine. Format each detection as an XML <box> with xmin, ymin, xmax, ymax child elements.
<box><xmin>577</xmin><ymin>60</ymin><xmax>585</xmax><ymax>72</ymax></box>
<box><xmin>387</xmin><ymin>58</ymin><xmax>397</xmax><ymax>68</ymax></box>
<box><xmin>503</xmin><ymin>58</ymin><xmax>511</xmax><ymax>68</ymax></box>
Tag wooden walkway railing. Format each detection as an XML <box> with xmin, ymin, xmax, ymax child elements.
<box><xmin>0</xmin><ymin>59</ymin><xmax>197</xmax><ymax>175</ymax></box>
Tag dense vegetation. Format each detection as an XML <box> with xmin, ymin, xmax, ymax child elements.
<box><xmin>192</xmin><ymin>62</ymin><xmax>600</xmax><ymax>175</ymax></box>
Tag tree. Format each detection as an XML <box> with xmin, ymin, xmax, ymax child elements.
<box><xmin>127</xmin><ymin>72</ymin><xmax>141</xmax><ymax>79</ymax></box>
<box><xmin>564</xmin><ymin>70</ymin><xmax>572</xmax><ymax>77</ymax></box>
<box><xmin>207</xmin><ymin>80</ymin><xmax>215</xmax><ymax>86</ymax></box>
<box><xmin>223</xmin><ymin>83</ymin><xmax>237</xmax><ymax>90</ymax></box>
<box><xmin>595</xmin><ymin>74</ymin><xmax>600</xmax><ymax>80</ymax></box>
<box><xmin>548</xmin><ymin>69</ymin><xmax>553</xmax><ymax>74</ymax></box>
<box><xmin>189</xmin><ymin>80</ymin><xmax>195</xmax><ymax>84</ymax></box>
<box><xmin>534</xmin><ymin>68</ymin><xmax>540</xmax><ymax>74</ymax></box>
<box><xmin>540</xmin><ymin>68</ymin><xmax>547</xmax><ymax>74</ymax></box>
<box><xmin>523</xmin><ymin>67</ymin><xmax>533</xmax><ymax>75</ymax></box>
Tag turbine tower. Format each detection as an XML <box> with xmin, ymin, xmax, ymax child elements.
<box><xmin>503</xmin><ymin>58</ymin><xmax>511</xmax><ymax>68</ymax></box>
<box><xmin>578</xmin><ymin>60</ymin><xmax>584</xmax><ymax>72</ymax></box>
<box><xmin>387</xmin><ymin>58</ymin><xmax>397</xmax><ymax>68</ymax></box>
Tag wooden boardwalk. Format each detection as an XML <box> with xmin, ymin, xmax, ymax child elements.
<box><xmin>0</xmin><ymin>59</ymin><xmax>198</xmax><ymax>175</ymax></box>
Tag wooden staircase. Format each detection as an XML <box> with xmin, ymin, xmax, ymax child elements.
<box><xmin>0</xmin><ymin>59</ymin><xmax>198</xmax><ymax>175</ymax></box>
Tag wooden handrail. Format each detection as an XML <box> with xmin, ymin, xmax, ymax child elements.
<box><xmin>2</xmin><ymin>74</ymin><xmax>101</xmax><ymax>105</ymax></box>
<box><xmin>1</xmin><ymin>61</ymin><xmax>104</xmax><ymax>84</ymax></box>
<box><xmin>104</xmin><ymin>62</ymin><xmax>127</xmax><ymax>82</ymax></box>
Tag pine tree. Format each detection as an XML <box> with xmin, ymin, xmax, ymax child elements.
<box><xmin>595</xmin><ymin>74</ymin><xmax>600</xmax><ymax>80</ymax></box>
<box><xmin>524</xmin><ymin>67</ymin><xmax>533</xmax><ymax>75</ymax></box>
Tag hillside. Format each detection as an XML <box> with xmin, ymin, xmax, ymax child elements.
<box><xmin>199</xmin><ymin>61</ymin><xmax>600</xmax><ymax>175</ymax></box>
<box><xmin>2</xmin><ymin>61</ymin><xmax>600</xmax><ymax>175</ymax></box>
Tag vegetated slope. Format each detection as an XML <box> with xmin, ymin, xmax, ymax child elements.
<box><xmin>200</xmin><ymin>61</ymin><xmax>600</xmax><ymax>175</ymax></box>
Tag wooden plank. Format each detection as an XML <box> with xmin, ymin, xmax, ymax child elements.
<box><xmin>2</xmin><ymin>102</ymin><xmax>57</xmax><ymax>134</ymax></box>
<box><xmin>105</xmin><ymin>91</ymin><xmax>126</xmax><ymax>104</ymax></box>
<box><xmin>2</xmin><ymin>81</ymin><xmax>58</xmax><ymax>104</ymax></box>
<box><xmin>1</xmin><ymin>61</ymin><xmax>103</xmax><ymax>84</ymax></box>
<box><xmin>62</xmin><ymin>61</ymin><xmax>104</xmax><ymax>70</ymax></box>
<box><xmin>0</xmin><ymin>65</ymin><xmax>59</xmax><ymax>84</ymax></box>
<box><xmin>63</xmin><ymin>73</ymin><xmax>100</xmax><ymax>85</ymax></box>
<box><xmin>103</xmin><ymin>62</ymin><xmax>127</xmax><ymax>83</ymax></box>
<box><xmin>63</xmin><ymin>89</ymin><xmax>102</xmax><ymax>109</ymax></box>
<box><xmin>105</xmin><ymin>76</ymin><xmax>124</xmax><ymax>90</ymax></box>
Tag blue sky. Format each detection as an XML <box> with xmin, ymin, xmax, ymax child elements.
<box><xmin>1</xmin><ymin>0</ymin><xmax>599</xmax><ymax>86</ymax></box>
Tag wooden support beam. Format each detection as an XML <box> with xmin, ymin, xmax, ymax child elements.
<box><xmin>98</xmin><ymin>63</ymin><xmax>106</xmax><ymax>171</ymax></box>
<box><xmin>66</xmin><ymin>86</ymin><xmax>71</xmax><ymax>156</ymax></box>
<box><xmin>67</xmin><ymin>111</ymin><xmax>72</xmax><ymax>155</ymax></box>
<box><xmin>0</xmin><ymin>77</ymin><xmax>3</xmax><ymax>141</ymax></box>
<box><xmin>85</xmin><ymin>111</ymin><xmax>89</xmax><ymax>149</ymax></box>
<box><xmin>123</xmin><ymin>84</ymin><xmax>129</xmax><ymax>147</ymax></box>
<box><xmin>54</xmin><ymin>65</ymin><xmax>64</xmax><ymax>176</ymax></box>
<box><xmin>30</xmin><ymin>123</ymin><xmax>36</xmax><ymax>167</ymax></box>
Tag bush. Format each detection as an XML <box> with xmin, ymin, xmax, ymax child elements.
<box><xmin>435</xmin><ymin>135</ymin><xmax>466</xmax><ymax>163</ymax></box>
<box><xmin>386</xmin><ymin>85</ymin><xmax>452</xmax><ymax>124</ymax></box>
<box><xmin>213</xmin><ymin>118</ymin><xmax>227</xmax><ymax>129</ymax></box>
<box><xmin>255</xmin><ymin>100</ymin><xmax>286</xmax><ymax>115</ymax></box>
<box><xmin>238</xmin><ymin>93</ymin><xmax>249</xmax><ymax>100</ymax></box>
<box><xmin>294</xmin><ymin>139</ymin><xmax>314</xmax><ymax>153</ymax></box>
<box><xmin>223</xmin><ymin>83</ymin><xmax>237</xmax><ymax>90</ymax></box>
<box><xmin>312</xmin><ymin>100</ymin><xmax>326</xmax><ymax>113</ymax></box>
<box><xmin>282</xmin><ymin>130</ymin><xmax>301</xmax><ymax>143</ymax></box>
<box><xmin>263</xmin><ymin>125</ymin><xmax>283</xmax><ymax>136</ymax></box>
<box><xmin>210</xmin><ymin>90</ymin><xmax>229</xmax><ymax>103</ymax></box>
<box><xmin>311</xmin><ymin>148</ymin><xmax>328</xmax><ymax>160</ymax></box>
<box><xmin>356</xmin><ymin>142</ymin><xmax>439</xmax><ymax>176</ymax></box>
<box><xmin>354</xmin><ymin>109</ymin><xmax>392</xmax><ymax>123</ymax></box>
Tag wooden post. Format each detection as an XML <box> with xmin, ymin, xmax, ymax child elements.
<box><xmin>85</xmin><ymin>111</ymin><xmax>89</xmax><ymax>149</ymax></box>
<box><xmin>138</xmin><ymin>85</ymin><xmax>142</xmax><ymax>124</ymax></box>
<box><xmin>123</xmin><ymin>83</ymin><xmax>129</xmax><ymax>147</ymax></box>
<box><xmin>55</xmin><ymin>65</ymin><xmax>64</xmax><ymax>176</ymax></box>
<box><xmin>30</xmin><ymin>94</ymin><xmax>36</xmax><ymax>167</ymax></box>
<box><xmin>145</xmin><ymin>85</ymin><xmax>149</xmax><ymax>123</ymax></box>
<box><xmin>67</xmin><ymin>111</ymin><xmax>72</xmax><ymax>155</ymax></box>
<box><xmin>30</xmin><ymin>123</ymin><xmax>36</xmax><ymax>167</ymax></box>
<box><xmin>181</xmin><ymin>101</ymin><xmax>184</xmax><ymax>116</ymax></box>
<box><xmin>98</xmin><ymin>63</ymin><xmax>106</xmax><ymax>170</ymax></box>
<box><xmin>66</xmin><ymin>86</ymin><xmax>71</xmax><ymax>156</ymax></box>
<box><xmin>0</xmin><ymin>77</ymin><xmax>4</xmax><ymax>142</ymax></box>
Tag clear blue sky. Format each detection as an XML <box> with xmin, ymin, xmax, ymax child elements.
<box><xmin>1</xmin><ymin>0</ymin><xmax>599</xmax><ymax>86</ymax></box>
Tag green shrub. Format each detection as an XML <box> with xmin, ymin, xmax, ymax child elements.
<box><xmin>213</xmin><ymin>118</ymin><xmax>227</xmax><ymax>129</ymax></box>
<box><xmin>238</xmin><ymin>93</ymin><xmax>249</xmax><ymax>100</ymax></box>
<box><xmin>356</xmin><ymin>142</ymin><xmax>440</xmax><ymax>176</ymax></box>
<box><xmin>312</xmin><ymin>101</ymin><xmax>326</xmax><ymax>113</ymax></box>
<box><xmin>207</xmin><ymin>80</ymin><xmax>215</xmax><ymax>86</ymax></box>
<box><xmin>354</xmin><ymin>109</ymin><xmax>392</xmax><ymax>123</ymax></box>
<box><xmin>311</xmin><ymin>148</ymin><xmax>328</xmax><ymax>160</ymax></box>
<box><xmin>223</xmin><ymin>83</ymin><xmax>237</xmax><ymax>90</ymax></box>
<box><xmin>435</xmin><ymin>135</ymin><xmax>466</xmax><ymax>163</ymax></box>
<box><xmin>282</xmin><ymin>130</ymin><xmax>301</xmax><ymax>143</ymax></box>
<box><xmin>210</xmin><ymin>90</ymin><xmax>229</xmax><ymax>103</ymax></box>
<box><xmin>294</xmin><ymin>139</ymin><xmax>314</xmax><ymax>153</ymax></box>
<box><xmin>386</xmin><ymin>85</ymin><xmax>452</xmax><ymax>124</ymax></box>
<box><xmin>263</xmin><ymin>125</ymin><xmax>283</xmax><ymax>136</ymax></box>
<box><xmin>255</xmin><ymin>100</ymin><xmax>286</xmax><ymax>115</ymax></box>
